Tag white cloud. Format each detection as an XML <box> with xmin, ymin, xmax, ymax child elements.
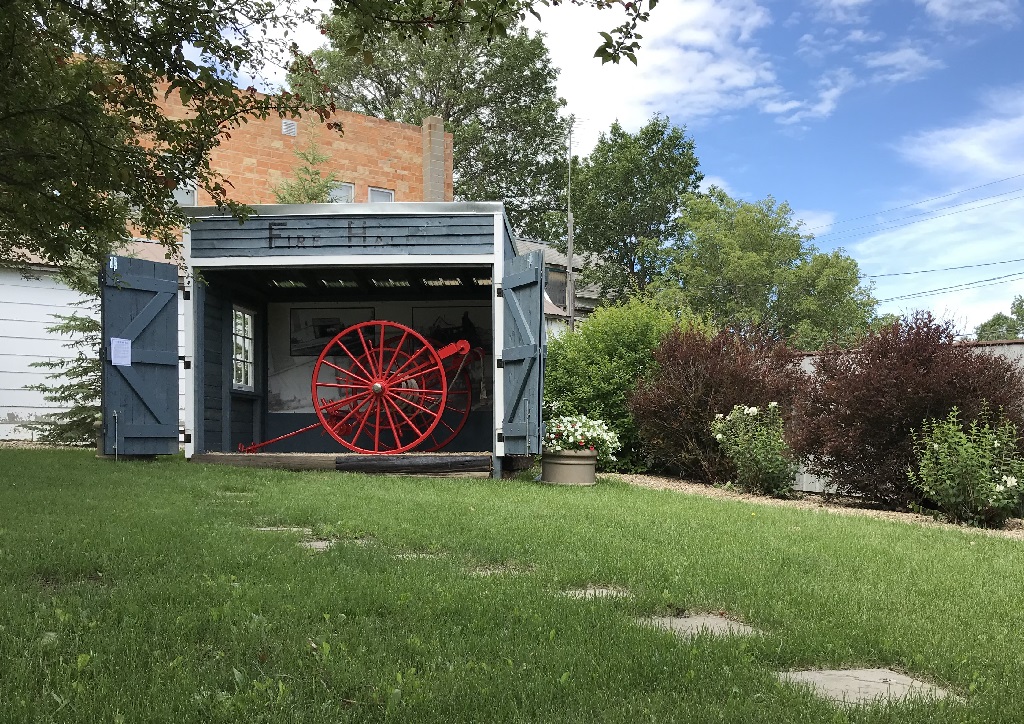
<box><xmin>897</xmin><ymin>85</ymin><xmax>1024</xmax><ymax>179</ymax></box>
<box><xmin>812</xmin><ymin>0</ymin><xmax>875</xmax><ymax>24</ymax></box>
<box><xmin>860</xmin><ymin>46</ymin><xmax>944</xmax><ymax>83</ymax></box>
<box><xmin>915</xmin><ymin>0</ymin><xmax>1020</xmax><ymax>25</ymax></box>
<box><xmin>700</xmin><ymin>175</ymin><xmax>736</xmax><ymax>195</ymax></box>
<box><xmin>853</xmin><ymin>196</ymin><xmax>1024</xmax><ymax>331</ymax></box>
<box><xmin>777</xmin><ymin>68</ymin><xmax>857</xmax><ymax>124</ymax></box>
<box><xmin>529</xmin><ymin>0</ymin><xmax>780</xmax><ymax>151</ymax></box>
<box><xmin>797</xmin><ymin>210</ymin><xmax>837</xmax><ymax>235</ymax></box>
<box><xmin>797</xmin><ymin>27</ymin><xmax>883</xmax><ymax>61</ymax></box>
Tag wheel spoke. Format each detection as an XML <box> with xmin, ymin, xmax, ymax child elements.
<box><xmin>391</xmin><ymin>387</ymin><xmax>446</xmax><ymax>396</ymax></box>
<box><xmin>388</xmin><ymin>392</ymin><xmax>440</xmax><ymax>418</ymax></box>
<box><xmin>384</xmin><ymin>330</ymin><xmax>409</xmax><ymax>375</ymax></box>
<box><xmin>316</xmin><ymin>382</ymin><xmax>369</xmax><ymax>390</ymax></box>
<box><xmin>380</xmin><ymin>396</ymin><xmax>405</xmax><ymax>449</ymax></box>
<box><xmin>318</xmin><ymin>389</ymin><xmax>371</xmax><ymax>411</ymax></box>
<box><xmin>357</xmin><ymin>327</ymin><xmax>379</xmax><ymax>377</ymax></box>
<box><xmin>385</xmin><ymin>393</ymin><xmax>424</xmax><ymax>438</ymax></box>
<box><xmin>388</xmin><ymin>344</ymin><xmax>429</xmax><ymax>380</ymax></box>
<box><xmin>320</xmin><ymin>358</ymin><xmax>370</xmax><ymax>385</ymax></box>
<box><xmin>328</xmin><ymin>397</ymin><xmax>370</xmax><ymax>433</ymax></box>
<box><xmin>352</xmin><ymin>395</ymin><xmax>377</xmax><ymax>444</ymax></box>
<box><xmin>333</xmin><ymin>338</ymin><xmax>375</xmax><ymax>381</ymax></box>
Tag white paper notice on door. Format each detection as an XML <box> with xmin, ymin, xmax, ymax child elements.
<box><xmin>110</xmin><ymin>337</ymin><xmax>132</xmax><ymax>367</ymax></box>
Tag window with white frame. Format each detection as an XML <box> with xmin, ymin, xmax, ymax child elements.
<box><xmin>329</xmin><ymin>182</ymin><xmax>355</xmax><ymax>203</ymax></box>
<box><xmin>368</xmin><ymin>186</ymin><xmax>395</xmax><ymax>203</ymax></box>
<box><xmin>171</xmin><ymin>181</ymin><xmax>197</xmax><ymax>206</ymax></box>
<box><xmin>232</xmin><ymin>308</ymin><xmax>255</xmax><ymax>391</ymax></box>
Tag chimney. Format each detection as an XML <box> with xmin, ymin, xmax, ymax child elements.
<box><xmin>421</xmin><ymin>116</ymin><xmax>446</xmax><ymax>202</ymax></box>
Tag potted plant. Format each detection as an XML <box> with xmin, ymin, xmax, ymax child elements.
<box><xmin>541</xmin><ymin>414</ymin><xmax>620</xmax><ymax>486</ymax></box>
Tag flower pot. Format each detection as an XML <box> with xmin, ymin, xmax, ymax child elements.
<box><xmin>541</xmin><ymin>448</ymin><xmax>599</xmax><ymax>486</ymax></box>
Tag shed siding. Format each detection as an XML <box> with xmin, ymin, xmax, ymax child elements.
<box><xmin>190</xmin><ymin>214</ymin><xmax>495</xmax><ymax>258</ymax></box>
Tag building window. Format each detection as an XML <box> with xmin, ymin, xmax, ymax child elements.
<box><xmin>232</xmin><ymin>308</ymin><xmax>255</xmax><ymax>391</ymax></box>
<box><xmin>368</xmin><ymin>187</ymin><xmax>395</xmax><ymax>203</ymax></box>
<box><xmin>329</xmin><ymin>182</ymin><xmax>355</xmax><ymax>203</ymax></box>
<box><xmin>172</xmin><ymin>182</ymin><xmax>197</xmax><ymax>206</ymax></box>
<box><xmin>545</xmin><ymin>267</ymin><xmax>567</xmax><ymax>308</ymax></box>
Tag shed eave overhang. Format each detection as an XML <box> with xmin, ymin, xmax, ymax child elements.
<box><xmin>183</xmin><ymin>201</ymin><xmax>506</xmax><ymax>219</ymax></box>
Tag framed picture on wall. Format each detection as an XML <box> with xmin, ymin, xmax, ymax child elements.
<box><xmin>289</xmin><ymin>307</ymin><xmax>374</xmax><ymax>356</ymax></box>
<box><xmin>411</xmin><ymin>305</ymin><xmax>491</xmax><ymax>350</ymax></box>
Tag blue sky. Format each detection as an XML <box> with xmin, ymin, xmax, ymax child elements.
<box><xmin>525</xmin><ymin>0</ymin><xmax>1024</xmax><ymax>333</ymax></box>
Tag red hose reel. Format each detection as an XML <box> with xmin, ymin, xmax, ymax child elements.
<box><xmin>239</xmin><ymin>320</ymin><xmax>483</xmax><ymax>455</ymax></box>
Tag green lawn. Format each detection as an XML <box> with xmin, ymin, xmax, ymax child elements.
<box><xmin>2</xmin><ymin>450</ymin><xmax>1023</xmax><ymax>722</ymax></box>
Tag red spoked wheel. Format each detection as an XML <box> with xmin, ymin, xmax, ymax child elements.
<box><xmin>311</xmin><ymin>321</ymin><xmax>449</xmax><ymax>454</ymax></box>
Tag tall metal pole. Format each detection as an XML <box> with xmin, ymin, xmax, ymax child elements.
<box><xmin>566</xmin><ymin>123</ymin><xmax>576</xmax><ymax>332</ymax></box>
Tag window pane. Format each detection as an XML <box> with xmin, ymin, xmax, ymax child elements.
<box><xmin>329</xmin><ymin>182</ymin><xmax>354</xmax><ymax>203</ymax></box>
<box><xmin>369</xmin><ymin>187</ymin><xmax>394</xmax><ymax>203</ymax></box>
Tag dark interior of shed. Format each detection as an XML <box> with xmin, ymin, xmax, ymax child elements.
<box><xmin>196</xmin><ymin>264</ymin><xmax>495</xmax><ymax>455</ymax></box>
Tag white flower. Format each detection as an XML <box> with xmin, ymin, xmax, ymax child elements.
<box><xmin>996</xmin><ymin>484</ymin><xmax>1005</xmax><ymax>493</ymax></box>
<box><xmin>994</xmin><ymin>441</ymin><xmax>1000</xmax><ymax>448</ymax></box>
<box><xmin>745</xmin><ymin>406</ymin><xmax>759</xmax><ymax>416</ymax></box>
<box><xmin>715</xmin><ymin>433</ymin><xmax>723</xmax><ymax>441</ymax></box>
<box><xmin>715</xmin><ymin>413</ymin><xmax>724</xmax><ymax>420</ymax></box>
<box><xmin>933</xmin><ymin>443</ymin><xmax>940</xmax><ymax>450</ymax></box>
<box><xmin>768</xmin><ymin>401</ymin><xmax>778</xmax><ymax>408</ymax></box>
<box><xmin>1003</xmin><ymin>475</ymin><xmax>1018</xmax><ymax>488</ymax></box>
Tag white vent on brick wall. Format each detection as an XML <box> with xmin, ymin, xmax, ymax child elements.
<box><xmin>281</xmin><ymin>119</ymin><xmax>298</xmax><ymax>136</ymax></box>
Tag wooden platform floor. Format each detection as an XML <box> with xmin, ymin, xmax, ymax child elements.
<box><xmin>191</xmin><ymin>452</ymin><xmax>494</xmax><ymax>476</ymax></box>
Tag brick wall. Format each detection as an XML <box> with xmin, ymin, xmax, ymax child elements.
<box><xmin>161</xmin><ymin>91</ymin><xmax>454</xmax><ymax>205</ymax></box>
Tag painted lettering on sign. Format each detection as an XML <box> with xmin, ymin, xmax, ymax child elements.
<box><xmin>268</xmin><ymin>221</ymin><xmax>322</xmax><ymax>248</ymax></box>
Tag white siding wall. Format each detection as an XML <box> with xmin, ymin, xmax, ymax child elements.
<box><xmin>0</xmin><ymin>268</ymin><xmax>95</xmax><ymax>439</ymax></box>
<box><xmin>0</xmin><ymin>268</ymin><xmax>187</xmax><ymax>441</ymax></box>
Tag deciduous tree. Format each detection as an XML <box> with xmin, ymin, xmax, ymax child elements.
<box><xmin>570</xmin><ymin>116</ymin><xmax>703</xmax><ymax>298</ymax></box>
<box><xmin>294</xmin><ymin>16</ymin><xmax>570</xmax><ymax>242</ymax></box>
<box><xmin>657</xmin><ymin>188</ymin><xmax>877</xmax><ymax>349</ymax></box>
<box><xmin>1</xmin><ymin>0</ymin><xmax>331</xmax><ymax>267</ymax></box>
<box><xmin>975</xmin><ymin>296</ymin><xmax>1024</xmax><ymax>340</ymax></box>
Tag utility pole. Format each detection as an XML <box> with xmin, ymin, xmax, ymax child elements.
<box><xmin>566</xmin><ymin>123</ymin><xmax>576</xmax><ymax>332</ymax></box>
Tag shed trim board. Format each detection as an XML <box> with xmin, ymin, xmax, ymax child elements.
<box><xmin>181</xmin><ymin>203</ymin><xmax>539</xmax><ymax>475</ymax></box>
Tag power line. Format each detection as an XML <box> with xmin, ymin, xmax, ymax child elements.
<box><xmin>865</xmin><ymin>257</ymin><xmax>1024</xmax><ymax>278</ymax></box>
<box><xmin>816</xmin><ymin>193</ymin><xmax>1024</xmax><ymax>244</ymax></box>
<box><xmin>803</xmin><ymin>171</ymin><xmax>1024</xmax><ymax>232</ymax></box>
<box><xmin>877</xmin><ymin>271</ymin><xmax>1024</xmax><ymax>303</ymax></box>
<box><xmin>814</xmin><ymin>187</ymin><xmax>1024</xmax><ymax>240</ymax></box>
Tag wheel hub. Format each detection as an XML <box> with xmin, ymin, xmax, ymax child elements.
<box><xmin>371</xmin><ymin>382</ymin><xmax>384</xmax><ymax>395</ymax></box>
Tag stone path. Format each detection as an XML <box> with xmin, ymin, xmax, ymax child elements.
<box><xmin>639</xmin><ymin>614</ymin><xmax>760</xmax><ymax>638</ymax></box>
<box><xmin>777</xmin><ymin>668</ymin><xmax>957</xmax><ymax>705</ymax></box>
<box><xmin>562</xmin><ymin>586</ymin><xmax>632</xmax><ymax>600</ymax></box>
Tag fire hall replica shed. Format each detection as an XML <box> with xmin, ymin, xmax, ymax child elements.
<box><xmin>99</xmin><ymin>202</ymin><xmax>545</xmax><ymax>478</ymax></box>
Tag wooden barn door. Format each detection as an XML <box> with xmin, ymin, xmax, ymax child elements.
<box><xmin>502</xmin><ymin>250</ymin><xmax>545</xmax><ymax>454</ymax></box>
<box><xmin>100</xmin><ymin>255</ymin><xmax>179</xmax><ymax>456</ymax></box>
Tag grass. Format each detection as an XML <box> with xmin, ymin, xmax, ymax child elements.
<box><xmin>2</xmin><ymin>450</ymin><xmax>1024</xmax><ymax>722</ymax></box>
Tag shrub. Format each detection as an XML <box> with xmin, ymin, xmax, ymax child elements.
<box><xmin>791</xmin><ymin>311</ymin><xmax>1024</xmax><ymax>508</ymax></box>
<box><xmin>544</xmin><ymin>298</ymin><xmax>702</xmax><ymax>471</ymax></box>
<box><xmin>909</xmin><ymin>408</ymin><xmax>1024</xmax><ymax>527</ymax></box>
<box><xmin>711</xmin><ymin>403</ymin><xmax>795</xmax><ymax>496</ymax></box>
<box><xmin>543</xmin><ymin>414</ymin><xmax>621</xmax><ymax>468</ymax></box>
<box><xmin>629</xmin><ymin>326</ymin><xmax>806</xmax><ymax>482</ymax></box>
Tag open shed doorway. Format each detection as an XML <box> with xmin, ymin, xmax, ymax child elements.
<box><xmin>195</xmin><ymin>264</ymin><xmax>495</xmax><ymax>455</ymax></box>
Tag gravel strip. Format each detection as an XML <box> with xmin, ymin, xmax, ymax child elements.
<box><xmin>612</xmin><ymin>473</ymin><xmax>1024</xmax><ymax>541</ymax></box>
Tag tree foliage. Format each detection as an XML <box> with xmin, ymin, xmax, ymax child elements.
<box><xmin>975</xmin><ymin>295</ymin><xmax>1024</xmax><ymax>340</ymax></box>
<box><xmin>544</xmin><ymin>298</ymin><xmax>695</xmax><ymax>471</ymax></box>
<box><xmin>629</xmin><ymin>326</ymin><xmax>806</xmax><ymax>482</ymax></box>
<box><xmin>791</xmin><ymin>311</ymin><xmax>1024</xmax><ymax>508</ymax></box>
<box><xmin>295</xmin><ymin>16</ymin><xmax>570</xmax><ymax>242</ymax></box>
<box><xmin>656</xmin><ymin>188</ymin><xmax>877</xmax><ymax>350</ymax></box>
<box><xmin>329</xmin><ymin>0</ymin><xmax>659</xmax><ymax>65</ymax></box>
<box><xmin>272</xmin><ymin>136</ymin><xmax>340</xmax><ymax>204</ymax></box>
<box><xmin>1</xmin><ymin>0</ymin><xmax>332</xmax><ymax>267</ymax></box>
<box><xmin>571</xmin><ymin>116</ymin><xmax>703</xmax><ymax>299</ymax></box>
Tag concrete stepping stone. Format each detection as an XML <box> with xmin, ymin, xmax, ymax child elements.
<box><xmin>255</xmin><ymin>526</ymin><xmax>313</xmax><ymax>535</ymax></box>
<box><xmin>777</xmin><ymin>668</ymin><xmax>956</xmax><ymax>706</ymax></box>
<box><xmin>639</xmin><ymin>614</ymin><xmax>759</xmax><ymax>638</ymax></box>
<box><xmin>394</xmin><ymin>551</ymin><xmax>445</xmax><ymax>560</ymax></box>
<box><xmin>467</xmin><ymin>564</ymin><xmax>529</xmax><ymax>576</ymax></box>
<box><xmin>562</xmin><ymin>586</ymin><xmax>632</xmax><ymax>600</ymax></box>
<box><xmin>298</xmin><ymin>539</ymin><xmax>334</xmax><ymax>552</ymax></box>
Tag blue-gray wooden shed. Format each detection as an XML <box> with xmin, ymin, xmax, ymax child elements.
<box><xmin>148</xmin><ymin>201</ymin><xmax>545</xmax><ymax>475</ymax></box>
